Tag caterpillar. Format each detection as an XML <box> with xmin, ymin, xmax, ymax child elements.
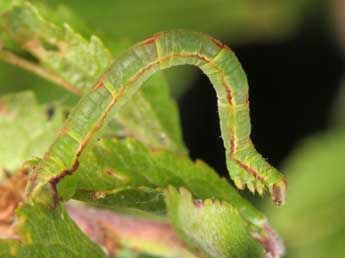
<box><xmin>29</xmin><ymin>30</ymin><xmax>287</xmax><ymax>205</ymax></box>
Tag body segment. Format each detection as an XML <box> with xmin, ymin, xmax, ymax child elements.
<box><xmin>30</xmin><ymin>30</ymin><xmax>287</xmax><ymax>207</ymax></box>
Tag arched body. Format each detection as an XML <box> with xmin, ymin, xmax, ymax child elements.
<box><xmin>30</xmin><ymin>30</ymin><xmax>286</xmax><ymax>206</ymax></box>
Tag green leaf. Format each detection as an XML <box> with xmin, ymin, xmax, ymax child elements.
<box><xmin>0</xmin><ymin>3</ymin><xmax>284</xmax><ymax>258</ymax></box>
<box><xmin>55</xmin><ymin>137</ymin><xmax>273</xmax><ymax>257</ymax></box>
<box><xmin>266</xmin><ymin>129</ymin><xmax>345</xmax><ymax>258</ymax></box>
<box><xmin>0</xmin><ymin>240</ymin><xmax>19</xmax><ymax>258</ymax></box>
<box><xmin>116</xmin><ymin>250</ymin><xmax>166</xmax><ymax>258</ymax></box>
<box><xmin>1</xmin><ymin>2</ymin><xmax>185</xmax><ymax>153</ymax></box>
<box><xmin>0</xmin><ymin>90</ymin><xmax>268</xmax><ymax>256</ymax></box>
<box><xmin>45</xmin><ymin>0</ymin><xmax>311</xmax><ymax>44</ymax></box>
<box><xmin>0</xmin><ymin>91</ymin><xmax>64</xmax><ymax>174</ymax></box>
<box><xmin>38</xmin><ymin>0</ymin><xmax>321</xmax><ymax>98</ymax></box>
<box><xmin>165</xmin><ymin>187</ymin><xmax>264</xmax><ymax>258</ymax></box>
<box><xmin>62</xmin><ymin>138</ymin><xmax>265</xmax><ymax>228</ymax></box>
<box><xmin>0</xmin><ymin>0</ymin><xmax>23</xmax><ymax>15</ymax></box>
<box><xmin>3</xmin><ymin>3</ymin><xmax>112</xmax><ymax>93</ymax></box>
<box><xmin>74</xmin><ymin>187</ymin><xmax>166</xmax><ymax>216</ymax></box>
<box><xmin>112</xmin><ymin>73</ymin><xmax>185</xmax><ymax>152</ymax></box>
<box><xmin>0</xmin><ymin>203</ymin><xmax>106</xmax><ymax>258</ymax></box>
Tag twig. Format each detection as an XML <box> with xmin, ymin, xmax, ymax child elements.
<box><xmin>0</xmin><ymin>48</ymin><xmax>82</xmax><ymax>95</ymax></box>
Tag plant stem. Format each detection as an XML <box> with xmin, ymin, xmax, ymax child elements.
<box><xmin>0</xmin><ymin>48</ymin><xmax>81</xmax><ymax>95</ymax></box>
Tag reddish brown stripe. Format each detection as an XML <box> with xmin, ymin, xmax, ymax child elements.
<box><xmin>128</xmin><ymin>52</ymin><xmax>211</xmax><ymax>85</ymax></box>
<box><xmin>92</xmin><ymin>73</ymin><xmax>108</xmax><ymax>90</ymax></box>
<box><xmin>137</xmin><ymin>33</ymin><xmax>161</xmax><ymax>46</ymax></box>
<box><xmin>245</xmin><ymin>95</ymin><xmax>250</xmax><ymax>105</ymax></box>
<box><xmin>234</xmin><ymin>159</ymin><xmax>264</xmax><ymax>180</ymax></box>
<box><xmin>230</xmin><ymin>134</ymin><xmax>236</xmax><ymax>158</ymax></box>
<box><xmin>59</xmin><ymin>126</ymin><xmax>70</xmax><ymax>137</ymax></box>
<box><xmin>49</xmin><ymin>160</ymin><xmax>80</xmax><ymax>206</ymax></box>
<box><xmin>46</xmin><ymin>49</ymin><xmax>259</xmax><ymax>205</ymax></box>
<box><xmin>127</xmin><ymin>52</ymin><xmax>256</xmax><ymax>182</ymax></box>
<box><xmin>127</xmin><ymin>61</ymin><xmax>159</xmax><ymax>84</ymax></box>
<box><xmin>74</xmin><ymin>85</ymin><xmax>127</xmax><ymax>159</ymax></box>
<box><xmin>94</xmin><ymin>80</ymin><xmax>104</xmax><ymax>90</ymax></box>
<box><xmin>225</xmin><ymin>84</ymin><xmax>233</xmax><ymax>104</ymax></box>
<box><xmin>90</xmin><ymin>51</ymin><xmax>241</xmax><ymax>183</ymax></box>
<box><xmin>210</xmin><ymin>38</ymin><xmax>224</xmax><ymax>49</ymax></box>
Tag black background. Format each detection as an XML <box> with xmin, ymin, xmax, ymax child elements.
<box><xmin>179</xmin><ymin>23</ymin><xmax>345</xmax><ymax>177</ymax></box>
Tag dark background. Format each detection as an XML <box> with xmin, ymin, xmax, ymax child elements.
<box><xmin>179</xmin><ymin>22</ymin><xmax>345</xmax><ymax>176</ymax></box>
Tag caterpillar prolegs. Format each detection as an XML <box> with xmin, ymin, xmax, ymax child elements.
<box><xmin>30</xmin><ymin>30</ymin><xmax>287</xmax><ymax>205</ymax></box>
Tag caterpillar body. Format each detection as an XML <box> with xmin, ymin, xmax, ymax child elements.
<box><xmin>30</xmin><ymin>30</ymin><xmax>287</xmax><ymax>206</ymax></box>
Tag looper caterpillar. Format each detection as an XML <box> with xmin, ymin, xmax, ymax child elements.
<box><xmin>29</xmin><ymin>30</ymin><xmax>287</xmax><ymax>205</ymax></box>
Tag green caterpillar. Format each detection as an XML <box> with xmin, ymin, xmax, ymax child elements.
<box><xmin>29</xmin><ymin>30</ymin><xmax>287</xmax><ymax>205</ymax></box>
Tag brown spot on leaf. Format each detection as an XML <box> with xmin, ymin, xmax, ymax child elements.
<box><xmin>104</xmin><ymin>169</ymin><xmax>129</xmax><ymax>182</ymax></box>
<box><xmin>192</xmin><ymin>199</ymin><xmax>203</xmax><ymax>208</ymax></box>
<box><xmin>0</xmin><ymin>101</ymin><xmax>16</xmax><ymax>119</ymax></box>
<box><xmin>91</xmin><ymin>191</ymin><xmax>107</xmax><ymax>200</ymax></box>
<box><xmin>24</xmin><ymin>39</ymin><xmax>48</xmax><ymax>58</ymax></box>
<box><xmin>56</xmin><ymin>41</ymin><xmax>68</xmax><ymax>56</ymax></box>
<box><xmin>0</xmin><ymin>169</ymin><xmax>28</xmax><ymax>239</ymax></box>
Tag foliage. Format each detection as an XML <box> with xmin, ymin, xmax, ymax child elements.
<box><xmin>0</xmin><ymin>1</ymin><xmax>284</xmax><ymax>257</ymax></box>
<box><xmin>0</xmin><ymin>203</ymin><xmax>106</xmax><ymax>258</ymax></box>
<box><xmin>0</xmin><ymin>1</ymin><xmax>339</xmax><ymax>258</ymax></box>
<box><xmin>0</xmin><ymin>0</ymin><xmax>323</xmax><ymax>99</ymax></box>
<box><xmin>0</xmin><ymin>1</ymin><xmax>283</xmax><ymax>258</ymax></box>
<box><xmin>0</xmin><ymin>91</ymin><xmax>64</xmax><ymax>175</ymax></box>
<box><xmin>266</xmin><ymin>83</ymin><xmax>345</xmax><ymax>258</ymax></box>
<box><xmin>266</xmin><ymin>129</ymin><xmax>345</xmax><ymax>258</ymax></box>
